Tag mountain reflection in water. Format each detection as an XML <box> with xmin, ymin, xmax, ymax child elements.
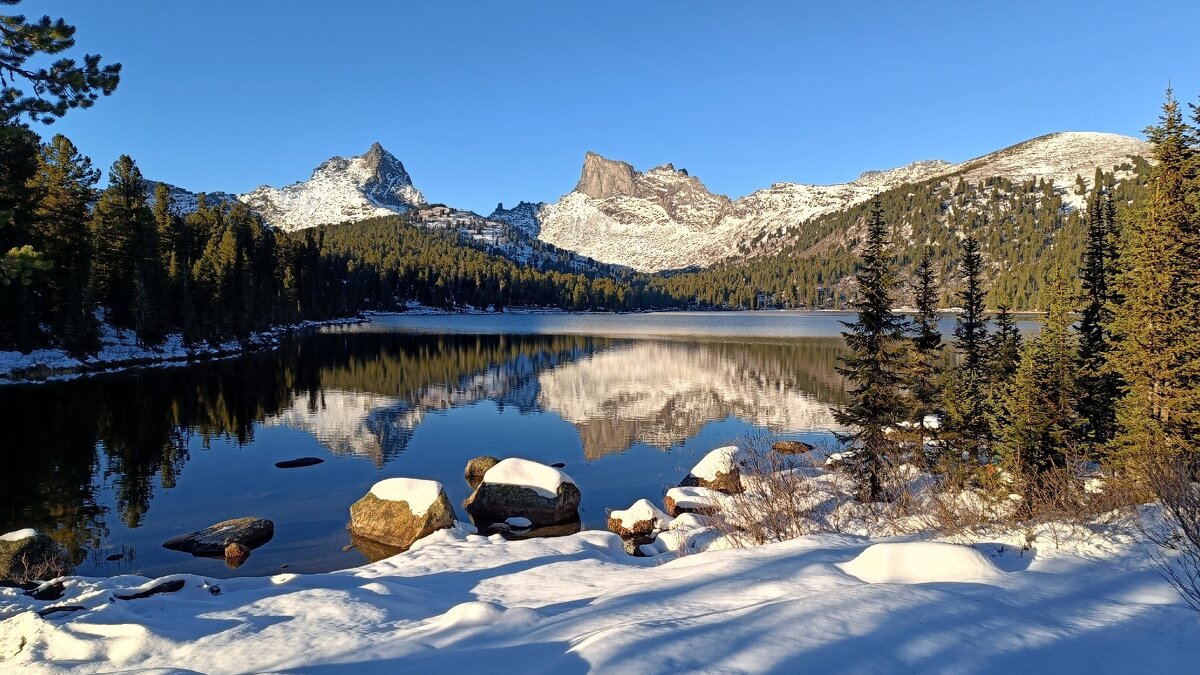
<box><xmin>0</xmin><ymin>317</ymin><xmax>850</xmax><ymax>578</ymax></box>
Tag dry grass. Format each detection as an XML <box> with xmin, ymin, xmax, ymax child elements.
<box><xmin>1141</xmin><ymin>454</ymin><xmax>1200</xmax><ymax>613</ymax></box>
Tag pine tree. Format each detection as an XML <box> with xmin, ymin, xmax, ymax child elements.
<box><xmin>908</xmin><ymin>247</ymin><xmax>942</xmax><ymax>424</ymax></box>
<box><xmin>834</xmin><ymin>201</ymin><xmax>908</xmax><ymax>501</ymax></box>
<box><xmin>994</xmin><ymin>280</ymin><xmax>1079</xmax><ymax>476</ymax></box>
<box><xmin>26</xmin><ymin>133</ymin><xmax>99</xmax><ymax>353</ymax></box>
<box><xmin>1076</xmin><ymin>179</ymin><xmax>1121</xmax><ymax>453</ymax></box>
<box><xmin>1110</xmin><ymin>89</ymin><xmax>1200</xmax><ymax>459</ymax></box>
<box><xmin>90</xmin><ymin>155</ymin><xmax>161</xmax><ymax>338</ymax></box>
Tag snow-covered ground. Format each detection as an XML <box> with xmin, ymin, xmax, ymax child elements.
<box><xmin>0</xmin><ymin>513</ymin><xmax>1193</xmax><ymax>674</ymax></box>
<box><xmin>0</xmin><ymin>316</ymin><xmax>364</xmax><ymax>384</ymax></box>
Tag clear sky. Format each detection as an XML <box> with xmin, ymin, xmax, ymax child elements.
<box><xmin>17</xmin><ymin>1</ymin><xmax>1200</xmax><ymax>214</ymax></box>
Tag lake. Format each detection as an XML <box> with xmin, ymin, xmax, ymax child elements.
<box><xmin>0</xmin><ymin>311</ymin><xmax>1036</xmax><ymax>578</ymax></box>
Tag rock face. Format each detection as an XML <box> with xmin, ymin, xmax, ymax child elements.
<box><xmin>348</xmin><ymin>478</ymin><xmax>456</xmax><ymax>550</ymax></box>
<box><xmin>679</xmin><ymin>446</ymin><xmax>743</xmax><ymax>494</ymax></box>
<box><xmin>772</xmin><ymin>440</ymin><xmax>814</xmax><ymax>455</ymax></box>
<box><xmin>465</xmin><ymin>459</ymin><xmax>581</xmax><ymax>526</ymax></box>
<box><xmin>0</xmin><ymin>530</ymin><xmax>68</xmax><ymax>582</ymax></box>
<box><xmin>576</xmin><ymin>152</ymin><xmax>638</xmax><ymax>199</ymax></box>
<box><xmin>464</xmin><ymin>455</ymin><xmax>501</xmax><ymax>489</ymax></box>
<box><xmin>162</xmin><ymin>517</ymin><xmax>275</xmax><ymax>557</ymax></box>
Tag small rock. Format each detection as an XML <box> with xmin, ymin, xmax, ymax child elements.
<box><xmin>274</xmin><ymin>457</ymin><xmax>325</xmax><ymax>469</ymax></box>
<box><xmin>105</xmin><ymin>553</ymin><xmax>124</xmax><ymax>562</ymax></box>
<box><xmin>771</xmin><ymin>440</ymin><xmax>814</xmax><ymax>455</ymax></box>
<box><xmin>224</xmin><ymin>542</ymin><xmax>251</xmax><ymax>568</ymax></box>
<box><xmin>550</xmin><ymin>462</ymin><xmax>566</xmax><ymax>469</ymax></box>
<box><xmin>115</xmin><ymin>579</ymin><xmax>186</xmax><ymax>600</ymax></box>
<box><xmin>464</xmin><ymin>455</ymin><xmax>501</xmax><ymax>488</ymax></box>
<box><xmin>38</xmin><ymin>605</ymin><xmax>85</xmax><ymax>618</ymax></box>
<box><xmin>678</xmin><ymin>446</ymin><xmax>743</xmax><ymax>494</ymax></box>
<box><xmin>27</xmin><ymin>579</ymin><xmax>65</xmax><ymax>601</ymax></box>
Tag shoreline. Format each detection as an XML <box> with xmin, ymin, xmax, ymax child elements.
<box><xmin>0</xmin><ymin>316</ymin><xmax>367</xmax><ymax>385</ymax></box>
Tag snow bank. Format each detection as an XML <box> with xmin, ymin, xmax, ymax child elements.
<box><xmin>482</xmin><ymin>458</ymin><xmax>575</xmax><ymax>499</ymax></box>
<box><xmin>369</xmin><ymin>478</ymin><xmax>444</xmax><ymax>516</ymax></box>
<box><xmin>837</xmin><ymin>542</ymin><xmax>1002</xmax><ymax>584</ymax></box>
<box><xmin>0</xmin><ymin>528</ymin><xmax>37</xmax><ymax>542</ymax></box>
<box><xmin>691</xmin><ymin>445</ymin><xmax>740</xmax><ymax>480</ymax></box>
<box><xmin>610</xmin><ymin>499</ymin><xmax>670</xmax><ymax>530</ymax></box>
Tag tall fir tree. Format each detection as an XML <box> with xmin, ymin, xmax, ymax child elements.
<box><xmin>1076</xmin><ymin>178</ymin><xmax>1122</xmax><ymax>453</ymax></box>
<box><xmin>908</xmin><ymin>247</ymin><xmax>943</xmax><ymax>425</ymax></box>
<box><xmin>946</xmin><ymin>234</ymin><xmax>990</xmax><ymax>459</ymax></box>
<box><xmin>90</xmin><ymin>154</ymin><xmax>161</xmax><ymax>339</ymax></box>
<box><xmin>26</xmin><ymin>134</ymin><xmax>99</xmax><ymax>353</ymax></box>
<box><xmin>1110</xmin><ymin>89</ymin><xmax>1200</xmax><ymax>460</ymax></box>
<box><xmin>834</xmin><ymin>201</ymin><xmax>908</xmax><ymax>501</ymax></box>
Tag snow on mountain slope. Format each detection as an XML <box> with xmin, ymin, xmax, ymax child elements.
<box><xmin>500</xmin><ymin>132</ymin><xmax>1149</xmax><ymax>272</ymax></box>
<box><xmin>238</xmin><ymin>142</ymin><xmax>426</xmax><ymax>231</ymax></box>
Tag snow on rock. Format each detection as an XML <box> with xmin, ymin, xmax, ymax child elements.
<box><xmin>369</xmin><ymin>478</ymin><xmax>445</xmax><ymax>517</ymax></box>
<box><xmin>691</xmin><ymin>445</ymin><xmax>740</xmax><ymax>481</ymax></box>
<box><xmin>837</xmin><ymin>542</ymin><xmax>1003</xmax><ymax>585</ymax></box>
<box><xmin>664</xmin><ymin>486</ymin><xmax>724</xmax><ymax>517</ymax></box>
<box><xmin>609</xmin><ymin>499</ymin><xmax>671</xmax><ymax>532</ymax></box>
<box><xmin>0</xmin><ymin>529</ymin><xmax>36</xmax><ymax>542</ymax></box>
<box><xmin>481</xmin><ymin>458</ymin><xmax>575</xmax><ymax>500</ymax></box>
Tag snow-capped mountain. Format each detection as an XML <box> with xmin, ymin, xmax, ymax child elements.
<box><xmin>238</xmin><ymin>142</ymin><xmax>426</xmax><ymax>231</ymax></box>
<box><xmin>491</xmin><ymin>132</ymin><xmax>1150</xmax><ymax>272</ymax></box>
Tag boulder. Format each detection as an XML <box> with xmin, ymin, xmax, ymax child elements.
<box><xmin>349</xmin><ymin>478</ymin><xmax>456</xmax><ymax>550</ymax></box>
<box><xmin>679</xmin><ymin>446</ymin><xmax>743</xmax><ymax>494</ymax></box>
<box><xmin>464</xmin><ymin>455</ymin><xmax>501</xmax><ymax>488</ymax></box>
<box><xmin>163</xmin><ymin>517</ymin><xmax>274</xmax><ymax>557</ymax></box>
<box><xmin>224</xmin><ymin>542</ymin><xmax>251</xmax><ymax>568</ymax></box>
<box><xmin>465</xmin><ymin>458</ymin><xmax>580</xmax><ymax>526</ymax></box>
<box><xmin>664</xmin><ymin>486</ymin><xmax>723</xmax><ymax>517</ymax></box>
<box><xmin>607</xmin><ymin>499</ymin><xmax>671</xmax><ymax>546</ymax></box>
<box><xmin>772</xmin><ymin>440</ymin><xmax>814</xmax><ymax>455</ymax></box>
<box><xmin>0</xmin><ymin>529</ymin><xmax>69</xmax><ymax>582</ymax></box>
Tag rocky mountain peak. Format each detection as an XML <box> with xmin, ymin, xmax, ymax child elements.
<box><xmin>575</xmin><ymin>152</ymin><xmax>637</xmax><ymax>199</ymax></box>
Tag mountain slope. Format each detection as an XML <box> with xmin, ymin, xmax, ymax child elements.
<box><xmin>492</xmin><ymin>132</ymin><xmax>1150</xmax><ymax>273</ymax></box>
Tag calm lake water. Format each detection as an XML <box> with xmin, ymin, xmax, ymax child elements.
<box><xmin>0</xmin><ymin>311</ymin><xmax>1037</xmax><ymax>578</ymax></box>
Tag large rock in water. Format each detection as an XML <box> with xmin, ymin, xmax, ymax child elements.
<box><xmin>678</xmin><ymin>446</ymin><xmax>743</xmax><ymax>494</ymax></box>
<box><xmin>349</xmin><ymin>478</ymin><xmax>456</xmax><ymax>550</ymax></box>
<box><xmin>465</xmin><ymin>458</ymin><xmax>580</xmax><ymax>526</ymax></box>
<box><xmin>0</xmin><ymin>529</ymin><xmax>69</xmax><ymax>582</ymax></box>
<box><xmin>163</xmin><ymin>517</ymin><xmax>274</xmax><ymax>557</ymax></box>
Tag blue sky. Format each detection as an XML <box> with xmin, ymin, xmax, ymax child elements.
<box><xmin>18</xmin><ymin>1</ymin><xmax>1200</xmax><ymax>214</ymax></box>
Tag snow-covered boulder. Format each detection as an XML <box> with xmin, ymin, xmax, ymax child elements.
<box><xmin>464</xmin><ymin>458</ymin><xmax>580</xmax><ymax>526</ymax></box>
<box><xmin>607</xmin><ymin>499</ymin><xmax>671</xmax><ymax>545</ymax></box>
<box><xmin>163</xmin><ymin>517</ymin><xmax>275</xmax><ymax>558</ymax></box>
<box><xmin>679</xmin><ymin>445</ymin><xmax>743</xmax><ymax>494</ymax></box>
<box><xmin>464</xmin><ymin>455</ymin><xmax>500</xmax><ymax>488</ymax></box>
<box><xmin>771</xmin><ymin>440</ymin><xmax>814</xmax><ymax>455</ymax></box>
<box><xmin>0</xmin><ymin>529</ymin><xmax>68</xmax><ymax>582</ymax></box>
<box><xmin>837</xmin><ymin>542</ymin><xmax>1002</xmax><ymax>585</ymax></box>
<box><xmin>664</xmin><ymin>486</ymin><xmax>724</xmax><ymax>517</ymax></box>
<box><xmin>349</xmin><ymin>478</ymin><xmax>456</xmax><ymax>550</ymax></box>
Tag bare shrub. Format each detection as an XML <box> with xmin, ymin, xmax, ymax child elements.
<box><xmin>1141</xmin><ymin>454</ymin><xmax>1200</xmax><ymax>613</ymax></box>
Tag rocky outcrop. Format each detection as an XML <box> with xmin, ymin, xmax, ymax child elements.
<box><xmin>576</xmin><ymin>152</ymin><xmax>637</xmax><ymax>199</ymax></box>
<box><xmin>162</xmin><ymin>517</ymin><xmax>275</xmax><ymax>557</ymax></box>
<box><xmin>0</xmin><ymin>531</ymin><xmax>68</xmax><ymax>582</ymax></box>
<box><xmin>348</xmin><ymin>478</ymin><xmax>456</xmax><ymax>550</ymax></box>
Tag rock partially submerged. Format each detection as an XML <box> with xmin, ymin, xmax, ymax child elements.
<box><xmin>772</xmin><ymin>440</ymin><xmax>814</xmax><ymax>455</ymax></box>
<box><xmin>349</xmin><ymin>478</ymin><xmax>456</xmax><ymax>550</ymax></box>
<box><xmin>679</xmin><ymin>446</ymin><xmax>743</xmax><ymax>494</ymax></box>
<box><xmin>465</xmin><ymin>458</ymin><xmax>580</xmax><ymax>526</ymax></box>
<box><xmin>0</xmin><ymin>529</ymin><xmax>69</xmax><ymax>582</ymax></box>
<box><xmin>162</xmin><ymin>518</ymin><xmax>275</xmax><ymax>557</ymax></box>
<box><xmin>464</xmin><ymin>456</ymin><xmax>500</xmax><ymax>488</ymax></box>
<box><xmin>275</xmin><ymin>456</ymin><xmax>325</xmax><ymax>469</ymax></box>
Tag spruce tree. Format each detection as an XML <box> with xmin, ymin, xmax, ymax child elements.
<box><xmin>1111</xmin><ymin>89</ymin><xmax>1200</xmax><ymax>459</ymax></box>
<box><xmin>908</xmin><ymin>247</ymin><xmax>943</xmax><ymax>424</ymax></box>
<box><xmin>947</xmin><ymin>234</ymin><xmax>990</xmax><ymax>458</ymax></box>
<box><xmin>26</xmin><ymin>133</ymin><xmax>99</xmax><ymax>353</ymax></box>
<box><xmin>90</xmin><ymin>155</ymin><xmax>161</xmax><ymax>338</ymax></box>
<box><xmin>834</xmin><ymin>201</ymin><xmax>908</xmax><ymax>501</ymax></box>
<box><xmin>1076</xmin><ymin>180</ymin><xmax>1121</xmax><ymax>452</ymax></box>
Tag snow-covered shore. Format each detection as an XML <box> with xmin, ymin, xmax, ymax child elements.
<box><xmin>0</xmin><ymin>515</ymin><xmax>1194</xmax><ymax>673</ymax></box>
<box><xmin>0</xmin><ymin>317</ymin><xmax>366</xmax><ymax>384</ymax></box>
